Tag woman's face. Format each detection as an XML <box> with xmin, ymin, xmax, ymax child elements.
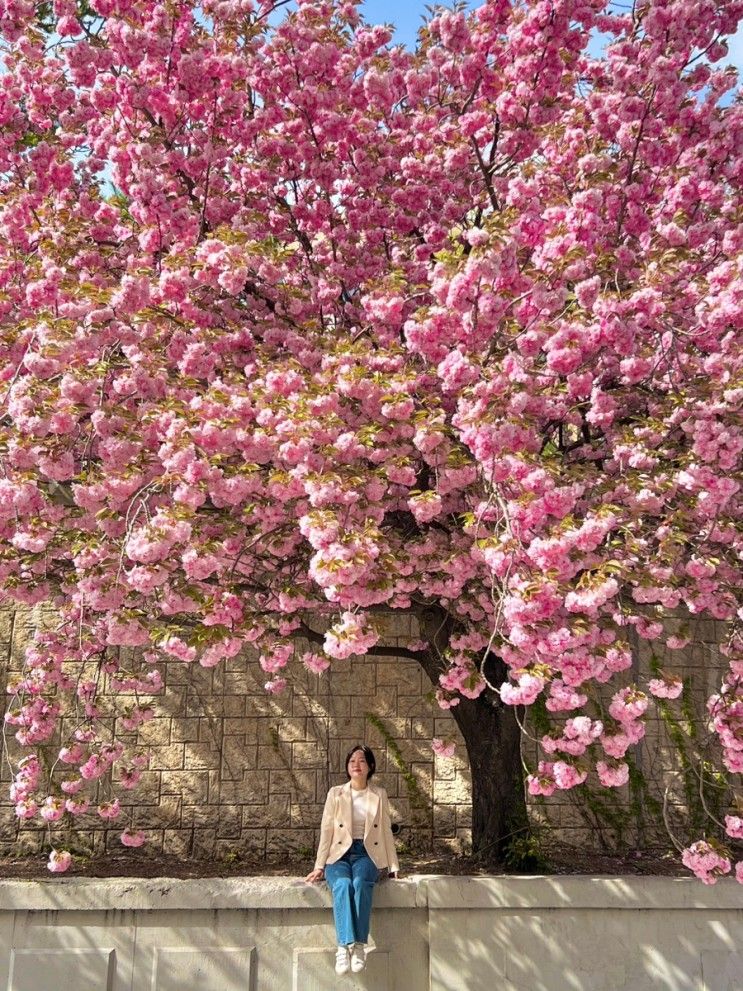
<box><xmin>347</xmin><ymin>750</ymin><xmax>369</xmax><ymax>781</ymax></box>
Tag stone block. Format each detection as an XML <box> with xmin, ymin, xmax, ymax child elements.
<box><xmin>183</xmin><ymin>743</ymin><xmax>220</xmax><ymax>770</ymax></box>
<box><xmin>127</xmin><ymin>771</ymin><xmax>162</xmax><ymax>805</ymax></box>
<box><xmin>221</xmin><ymin>671</ymin><xmax>252</xmax><ymax>694</ymax></box>
<box><xmin>238</xmin><ymin>828</ymin><xmax>267</xmax><ymax>855</ymax></box>
<box><xmin>243</xmin><ymin>795</ymin><xmax>291</xmax><ymax>829</ymax></box>
<box><xmin>433</xmin><ymin>775</ymin><xmax>470</xmax><ymax>805</ymax></box>
<box><xmin>292</xmin><ymin>742</ymin><xmax>327</xmax><ymax>769</ymax></box>
<box><xmin>322</xmin><ymin>694</ymin><xmax>351</xmax><ymax>717</ymax></box>
<box><xmin>137</xmin><ymin>719</ymin><xmax>172</xmax><ymax>746</ymax></box>
<box><xmin>0</xmin><ymin>610</ymin><xmax>14</xmax><ymax>642</ymax></box>
<box><xmin>269</xmin><ymin>769</ymin><xmax>317</xmax><ymax>801</ymax></box>
<box><xmin>395</xmin><ymin>740</ymin><xmax>433</xmax><ymax>763</ymax></box>
<box><xmin>291</xmin><ymin>694</ymin><xmax>333</xmax><ymax>718</ymax></box>
<box><xmin>181</xmin><ymin>804</ymin><xmax>220</xmax><ymax>829</ymax></box>
<box><xmin>222</xmin><ymin>695</ymin><xmax>247</xmax><ymax>717</ymax></box>
<box><xmin>134</xmin><ymin>797</ymin><xmax>181</xmax><ymax>829</ymax></box>
<box><xmin>257</xmin><ymin>744</ymin><xmax>288</xmax><ymax>770</ymax></box>
<box><xmin>246</xmin><ymin>694</ymin><xmax>289</xmax><ymax>718</ymax></box>
<box><xmin>290</xmin><ymin>802</ymin><xmax>324</xmax><ymax>829</ymax></box>
<box><xmin>433</xmin><ymin>805</ymin><xmax>457</xmax><ymax>838</ymax></box>
<box><xmin>277</xmin><ymin>717</ymin><xmax>308</xmax><ymax>742</ymax></box>
<box><xmin>159</xmin><ymin>770</ymin><xmax>209</xmax><ymax>803</ymax></box>
<box><xmin>223</xmin><ymin>717</ymin><xmax>254</xmax><ymax>737</ymax></box>
<box><xmin>219</xmin><ymin>771</ymin><xmax>269</xmax><ymax>804</ymax></box>
<box><xmin>398</xmin><ymin>695</ymin><xmax>438</xmax><ymax>717</ymax></box>
<box><xmin>367</xmin><ymin>715</ymin><xmax>409</xmax><ymax>739</ymax></box>
<box><xmin>168</xmin><ymin>718</ymin><xmax>201</xmax><ymax>743</ymax></box>
<box><xmin>433</xmin><ymin>755</ymin><xmax>456</xmax><ymax>780</ymax></box>
<box><xmin>410</xmin><ymin>718</ymin><xmax>434</xmax><ymax>739</ymax></box>
<box><xmin>191</xmin><ymin>829</ymin><xmax>217</xmax><ymax>860</ymax></box>
<box><xmin>378</xmin><ymin>662</ymin><xmax>422</xmax><ymax>696</ymax></box>
<box><xmin>198</xmin><ymin>717</ymin><xmax>223</xmax><ymax>744</ymax></box>
<box><xmin>222</xmin><ymin>739</ymin><xmax>252</xmax><ymax>779</ymax></box>
<box><xmin>326</xmin><ymin>663</ymin><xmax>377</xmax><ymax>697</ymax></box>
<box><xmin>162</xmin><ymin>829</ymin><xmax>191</xmax><ymax>857</ymax></box>
<box><xmin>266</xmin><ymin>827</ymin><xmax>315</xmax><ymax>857</ymax></box>
<box><xmin>353</xmin><ymin>693</ymin><xmax>398</xmax><ymax>717</ymax></box>
<box><xmin>148</xmin><ymin>744</ymin><xmax>185</xmax><ymax>771</ymax></box>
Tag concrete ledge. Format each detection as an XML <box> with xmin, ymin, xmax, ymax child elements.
<box><xmin>0</xmin><ymin>874</ymin><xmax>426</xmax><ymax>912</ymax></box>
<box><xmin>423</xmin><ymin>874</ymin><xmax>743</xmax><ymax>910</ymax></box>
<box><xmin>2</xmin><ymin>875</ymin><xmax>743</xmax><ymax>989</ymax></box>
<box><xmin>2</xmin><ymin>873</ymin><xmax>742</xmax><ymax>913</ymax></box>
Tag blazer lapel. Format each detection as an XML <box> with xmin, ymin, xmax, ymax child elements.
<box><xmin>364</xmin><ymin>784</ymin><xmax>380</xmax><ymax>837</ymax></box>
<box><xmin>340</xmin><ymin>781</ymin><xmax>353</xmax><ymax>829</ymax></box>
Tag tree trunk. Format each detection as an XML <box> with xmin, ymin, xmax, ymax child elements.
<box><xmin>416</xmin><ymin>608</ymin><xmax>528</xmax><ymax>867</ymax></box>
<box><xmin>447</xmin><ymin>686</ymin><xmax>527</xmax><ymax>865</ymax></box>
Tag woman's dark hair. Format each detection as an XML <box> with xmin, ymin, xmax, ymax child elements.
<box><xmin>344</xmin><ymin>745</ymin><xmax>376</xmax><ymax>780</ymax></box>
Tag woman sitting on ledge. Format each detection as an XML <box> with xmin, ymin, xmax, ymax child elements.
<box><xmin>304</xmin><ymin>744</ymin><xmax>400</xmax><ymax>975</ymax></box>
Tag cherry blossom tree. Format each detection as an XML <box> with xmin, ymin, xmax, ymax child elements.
<box><xmin>0</xmin><ymin>0</ymin><xmax>741</xmax><ymax>876</ymax></box>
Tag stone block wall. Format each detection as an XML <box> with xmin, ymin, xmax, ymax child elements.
<box><xmin>0</xmin><ymin>608</ymin><xmax>473</xmax><ymax>864</ymax></box>
<box><xmin>0</xmin><ymin>606</ymin><xmax>730</xmax><ymax>863</ymax></box>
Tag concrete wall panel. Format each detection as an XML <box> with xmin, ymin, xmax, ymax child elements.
<box><xmin>1</xmin><ymin>876</ymin><xmax>741</xmax><ymax>991</ymax></box>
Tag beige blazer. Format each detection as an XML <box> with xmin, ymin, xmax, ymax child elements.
<box><xmin>314</xmin><ymin>781</ymin><xmax>399</xmax><ymax>874</ymax></box>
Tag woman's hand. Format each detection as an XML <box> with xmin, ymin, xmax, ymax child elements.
<box><xmin>304</xmin><ymin>867</ymin><xmax>325</xmax><ymax>883</ymax></box>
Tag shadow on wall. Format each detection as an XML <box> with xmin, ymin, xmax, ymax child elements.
<box><xmin>429</xmin><ymin>876</ymin><xmax>743</xmax><ymax>991</ymax></box>
<box><xmin>0</xmin><ymin>606</ymin><xmax>473</xmax><ymax>866</ymax></box>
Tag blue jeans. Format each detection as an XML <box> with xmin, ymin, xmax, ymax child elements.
<box><xmin>324</xmin><ymin>839</ymin><xmax>379</xmax><ymax>945</ymax></box>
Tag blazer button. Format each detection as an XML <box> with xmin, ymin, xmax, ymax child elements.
<box><xmin>374</xmin><ymin>842</ymin><xmax>378</xmax><ymax>845</ymax></box>
<box><xmin>374</xmin><ymin>824</ymin><xmax>378</xmax><ymax>828</ymax></box>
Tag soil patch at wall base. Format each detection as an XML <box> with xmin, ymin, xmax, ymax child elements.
<box><xmin>0</xmin><ymin>845</ymin><xmax>688</xmax><ymax>880</ymax></box>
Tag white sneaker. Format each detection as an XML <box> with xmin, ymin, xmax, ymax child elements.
<box><xmin>350</xmin><ymin>944</ymin><xmax>366</xmax><ymax>973</ymax></box>
<box><xmin>335</xmin><ymin>945</ymin><xmax>350</xmax><ymax>976</ymax></box>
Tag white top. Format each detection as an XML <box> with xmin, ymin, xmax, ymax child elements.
<box><xmin>350</xmin><ymin>786</ymin><xmax>368</xmax><ymax>839</ymax></box>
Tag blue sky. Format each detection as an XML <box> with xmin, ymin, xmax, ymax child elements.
<box><xmin>357</xmin><ymin>0</ymin><xmax>743</xmax><ymax>75</ymax></box>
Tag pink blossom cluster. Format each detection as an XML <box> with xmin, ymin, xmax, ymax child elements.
<box><xmin>681</xmin><ymin>841</ymin><xmax>732</xmax><ymax>885</ymax></box>
<box><xmin>323</xmin><ymin>612</ymin><xmax>379</xmax><ymax>660</ymax></box>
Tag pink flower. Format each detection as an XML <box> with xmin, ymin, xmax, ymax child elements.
<box><xmin>647</xmin><ymin>677</ymin><xmax>683</xmax><ymax>699</ymax></box>
<box><xmin>264</xmin><ymin>678</ymin><xmax>287</xmax><ymax>694</ymax></box>
<box><xmin>546</xmin><ymin>680</ymin><xmax>588</xmax><ymax>712</ymax></box>
<box><xmin>61</xmin><ymin>778</ymin><xmax>84</xmax><ymax>795</ymax></box>
<box><xmin>97</xmin><ymin>799</ymin><xmax>121</xmax><ymax>821</ymax></box>
<box><xmin>48</xmin><ymin>849</ymin><xmax>72</xmax><ymax>873</ymax></box>
<box><xmin>301</xmin><ymin>651</ymin><xmax>331</xmax><ymax>675</ymax></box>
<box><xmin>323</xmin><ymin>612</ymin><xmax>379</xmax><ymax>660</ymax></box>
<box><xmin>725</xmin><ymin>815</ymin><xmax>743</xmax><ymax>840</ymax></box>
<box><xmin>58</xmin><ymin>744</ymin><xmax>84</xmax><ymax>764</ymax></box>
<box><xmin>596</xmin><ymin>761</ymin><xmax>630</xmax><ymax>787</ymax></box>
<box><xmin>499</xmin><ymin>671</ymin><xmax>545</xmax><ymax>706</ymax></box>
<box><xmin>527</xmin><ymin>761</ymin><xmax>557</xmax><ymax>796</ymax></box>
<box><xmin>681</xmin><ymin>840</ymin><xmax>732</xmax><ymax>885</ymax></box>
<box><xmin>666</xmin><ymin>636</ymin><xmax>691</xmax><ymax>650</ymax></box>
<box><xmin>120</xmin><ymin>828</ymin><xmax>146</xmax><ymax>848</ymax></box>
<box><xmin>608</xmin><ymin>687</ymin><xmax>649</xmax><ymax>723</ymax></box>
<box><xmin>40</xmin><ymin>796</ymin><xmax>65</xmax><ymax>822</ymax></box>
<box><xmin>553</xmin><ymin>761</ymin><xmax>588</xmax><ymax>790</ymax></box>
